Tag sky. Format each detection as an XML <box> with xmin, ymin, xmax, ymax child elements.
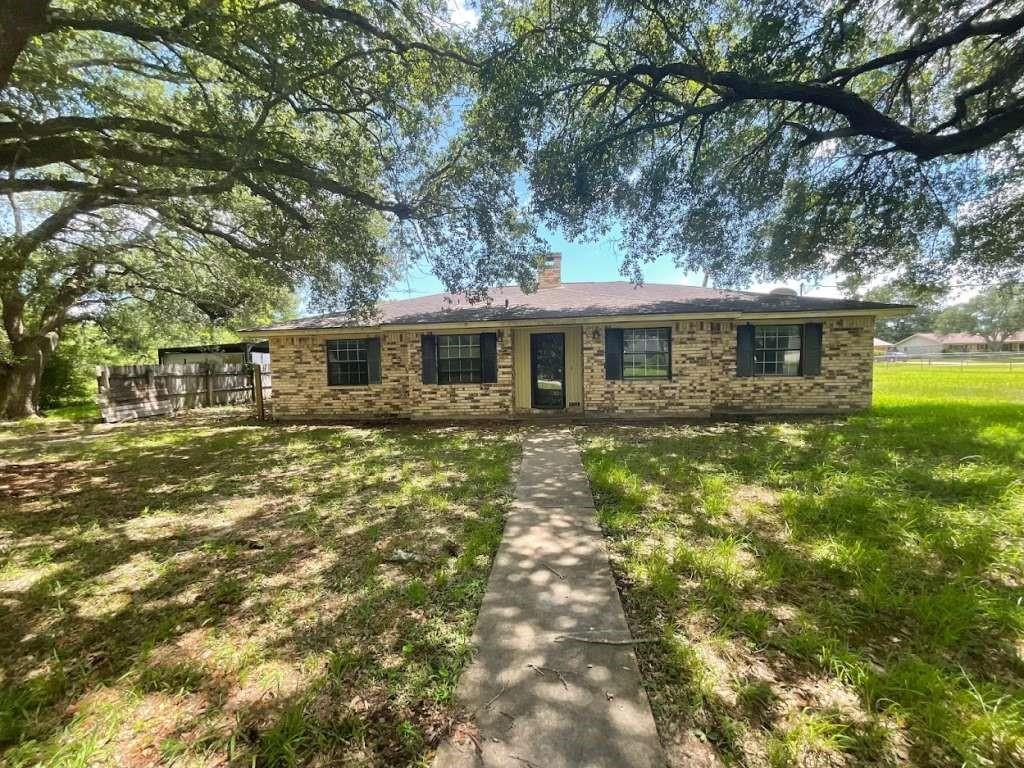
<box><xmin>385</xmin><ymin>228</ymin><xmax>848</xmax><ymax>302</ymax></box>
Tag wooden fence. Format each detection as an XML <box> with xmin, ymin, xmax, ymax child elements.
<box><xmin>96</xmin><ymin>363</ymin><xmax>272</xmax><ymax>423</ymax></box>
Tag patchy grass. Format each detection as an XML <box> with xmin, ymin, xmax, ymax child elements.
<box><xmin>0</xmin><ymin>408</ymin><xmax>519</xmax><ymax>767</ymax></box>
<box><xmin>581</xmin><ymin>366</ymin><xmax>1024</xmax><ymax>767</ymax></box>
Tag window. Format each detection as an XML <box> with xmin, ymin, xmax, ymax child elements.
<box><xmin>622</xmin><ymin>328</ymin><xmax>670</xmax><ymax>379</ymax></box>
<box><xmin>754</xmin><ymin>325</ymin><xmax>802</xmax><ymax>376</ymax></box>
<box><xmin>327</xmin><ymin>339</ymin><xmax>368</xmax><ymax>386</ymax></box>
<box><xmin>437</xmin><ymin>334</ymin><xmax>482</xmax><ymax>384</ymax></box>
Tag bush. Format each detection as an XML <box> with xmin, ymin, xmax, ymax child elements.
<box><xmin>39</xmin><ymin>325</ymin><xmax>116</xmax><ymax>409</ymax></box>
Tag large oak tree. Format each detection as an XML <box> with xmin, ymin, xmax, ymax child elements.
<box><xmin>0</xmin><ymin>0</ymin><xmax>542</xmax><ymax>418</ymax></box>
<box><xmin>471</xmin><ymin>0</ymin><xmax>1024</xmax><ymax>285</ymax></box>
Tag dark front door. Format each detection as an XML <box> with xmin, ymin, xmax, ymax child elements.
<box><xmin>530</xmin><ymin>333</ymin><xmax>565</xmax><ymax>409</ymax></box>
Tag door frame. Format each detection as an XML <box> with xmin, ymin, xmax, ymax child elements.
<box><xmin>529</xmin><ymin>332</ymin><xmax>566</xmax><ymax>410</ymax></box>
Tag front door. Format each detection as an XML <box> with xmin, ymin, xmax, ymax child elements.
<box><xmin>530</xmin><ymin>333</ymin><xmax>565</xmax><ymax>409</ymax></box>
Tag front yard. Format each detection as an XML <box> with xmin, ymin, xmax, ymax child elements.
<box><xmin>0</xmin><ymin>412</ymin><xmax>518</xmax><ymax>767</ymax></box>
<box><xmin>581</xmin><ymin>365</ymin><xmax>1024</xmax><ymax>767</ymax></box>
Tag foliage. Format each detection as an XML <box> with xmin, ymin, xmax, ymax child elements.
<box><xmin>581</xmin><ymin>366</ymin><xmax>1024</xmax><ymax>766</ymax></box>
<box><xmin>472</xmin><ymin>0</ymin><xmax>1024</xmax><ymax>287</ymax></box>
<box><xmin>845</xmin><ymin>281</ymin><xmax>948</xmax><ymax>341</ymax></box>
<box><xmin>37</xmin><ymin>323</ymin><xmax>113</xmax><ymax>408</ymax></box>
<box><xmin>0</xmin><ymin>412</ymin><xmax>519</xmax><ymax>766</ymax></box>
<box><xmin>0</xmin><ymin>0</ymin><xmax>543</xmax><ymax>416</ymax></box>
<box><xmin>935</xmin><ymin>283</ymin><xmax>1024</xmax><ymax>347</ymax></box>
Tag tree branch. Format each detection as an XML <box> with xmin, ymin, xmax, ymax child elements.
<box><xmin>285</xmin><ymin>0</ymin><xmax>477</xmax><ymax>67</ymax></box>
<box><xmin>818</xmin><ymin>8</ymin><xmax>1024</xmax><ymax>84</ymax></box>
<box><xmin>0</xmin><ymin>136</ymin><xmax>413</xmax><ymax>216</ymax></box>
<box><xmin>580</xmin><ymin>62</ymin><xmax>1024</xmax><ymax>159</ymax></box>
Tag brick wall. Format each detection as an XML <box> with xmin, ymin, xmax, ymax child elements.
<box><xmin>406</xmin><ymin>327</ymin><xmax>515</xmax><ymax>419</ymax></box>
<box><xmin>269</xmin><ymin>332</ymin><xmax>410</xmax><ymax>420</ymax></box>
<box><xmin>267</xmin><ymin>315</ymin><xmax>873</xmax><ymax>421</ymax></box>
<box><xmin>707</xmin><ymin>316</ymin><xmax>874</xmax><ymax>413</ymax></box>
<box><xmin>581</xmin><ymin>321</ymin><xmax>713</xmax><ymax>417</ymax></box>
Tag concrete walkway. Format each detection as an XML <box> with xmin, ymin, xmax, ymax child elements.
<box><xmin>434</xmin><ymin>429</ymin><xmax>664</xmax><ymax>768</ymax></box>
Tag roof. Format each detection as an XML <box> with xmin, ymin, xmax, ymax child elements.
<box><xmin>873</xmin><ymin>338</ymin><xmax>894</xmax><ymax>346</ymax></box>
<box><xmin>897</xmin><ymin>331</ymin><xmax>1024</xmax><ymax>345</ymax></box>
<box><xmin>244</xmin><ymin>282</ymin><xmax>912</xmax><ymax>333</ymax></box>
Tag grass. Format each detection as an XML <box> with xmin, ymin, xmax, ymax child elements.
<box><xmin>581</xmin><ymin>365</ymin><xmax>1024</xmax><ymax>767</ymax></box>
<box><xmin>0</xmin><ymin>408</ymin><xmax>519</xmax><ymax>767</ymax></box>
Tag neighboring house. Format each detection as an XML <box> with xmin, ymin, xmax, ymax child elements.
<box><xmin>873</xmin><ymin>338</ymin><xmax>893</xmax><ymax>355</ymax></box>
<box><xmin>157</xmin><ymin>341</ymin><xmax>270</xmax><ymax>367</ymax></box>
<box><xmin>893</xmin><ymin>332</ymin><xmax>945</xmax><ymax>354</ymax></box>
<box><xmin>894</xmin><ymin>332</ymin><xmax>1024</xmax><ymax>354</ymax></box>
<box><xmin>241</xmin><ymin>256</ymin><xmax>911</xmax><ymax>421</ymax></box>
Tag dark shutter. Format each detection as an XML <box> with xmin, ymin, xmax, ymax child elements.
<box><xmin>666</xmin><ymin>327</ymin><xmax>673</xmax><ymax>380</ymax></box>
<box><xmin>802</xmin><ymin>323</ymin><xmax>823</xmax><ymax>376</ymax></box>
<box><xmin>325</xmin><ymin>341</ymin><xmax>337</xmax><ymax>386</ymax></box>
<box><xmin>736</xmin><ymin>325</ymin><xmax>755</xmax><ymax>377</ymax></box>
<box><xmin>480</xmin><ymin>332</ymin><xmax>498</xmax><ymax>383</ymax></box>
<box><xmin>605</xmin><ymin>328</ymin><xmax>623</xmax><ymax>380</ymax></box>
<box><xmin>421</xmin><ymin>334</ymin><xmax>437</xmax><ymax>384</ymax></box>
<box><xmin>366</xmin><ymin>337</ymin><xmax>382</xmax><ymax>384</ymax></box>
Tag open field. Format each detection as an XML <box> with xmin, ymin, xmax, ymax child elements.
<box><xmin>582</xmin><ymin>366</ymin><xmax>1024</xmax><ymax>767</ymax></box>
<box><xmin>0</xmin><ymin>410</ymin><xmax>519</xmax><ymax>767</ymax></box>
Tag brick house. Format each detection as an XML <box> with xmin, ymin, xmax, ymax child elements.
<box><xmin>242</xmin><ymin>256</ymin><xmax>911</xmax><ymax>421</ymax></box>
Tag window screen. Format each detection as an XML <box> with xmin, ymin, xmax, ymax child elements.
<box><xmin>754</xmin><ymin>325</ymin><xmax>802</xmax><ymax>376</ymax></box>
<box><xmin>327</xmin><ymin>339</ymin><xmax>369</xmax><ymax>386</ymax></box>
<box><xmin>437</xmin><ymin>334</ymin><xmax>482</xmax><ymax>384</ymax></box>
<box><xmin>622</xmin><ymin>328</ymin><xmax>670</xmax><ymax>379</ymax></box>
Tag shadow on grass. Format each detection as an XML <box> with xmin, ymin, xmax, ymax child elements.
<box><xmin>0</xmin><ymin>411</ymin><xmax>519</xmax><ymax>767</ymax></box>
<box><xmin>582</xmin><ymin>399</ymin><xmax>1024</xmax><ymax>767</ymax></box>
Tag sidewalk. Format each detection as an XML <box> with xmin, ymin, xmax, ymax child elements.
<box><xmin>434</xmin><ymin>429</ymin><xmax>664</xmax><ymax>768</ymax></box>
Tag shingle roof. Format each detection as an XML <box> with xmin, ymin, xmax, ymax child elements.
<box><xmin>938</xmin><ymin>331</ymin><xmax>1024</xmax><ymax>344</ymax></box>
<box><xmin>245</xmin><ymin>282</ymin><xmax>912</xmax><ymax>332</ymax></box>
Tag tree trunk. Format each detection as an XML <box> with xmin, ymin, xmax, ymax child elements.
<box><xmin>0</xmin><ymin>333</ymin><xmax>57</xmax><ymax>419</ymax></box>
<box><xmin>0</xmin><ymin>0</ymin><xmax>52</xmax><ymax>90</ymax></box>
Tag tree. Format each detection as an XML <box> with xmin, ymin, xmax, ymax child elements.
<box><xmin>1</xmin><ymin>0</ymin><xmax>543</xmax><ymax>418</ymax></box>
<box><xmin>471</xmin><ymin>0</ymin><xmax>1024</xmax><ymax>287</ymax></box>
<box><xmin>848</xmin><ymin>282</ymin><xmax>947</xmax><ymax>342</ymax></box>
<box><xmin>935</xmin><ymin>284</ymin><xmax>1024</xmax><ymax>349</ymax></box>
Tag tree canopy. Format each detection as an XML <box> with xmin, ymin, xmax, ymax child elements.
<box><xmin>471</xmin><ymin>0</ymin><xmax>1024</xmax><ymax>286</ymax></box>
<box><xmin>935</xmin><ymin>283</ymin><xmax>1024</xmax><ymax>347</ymax></box>
<box><xmin>0</xmin><ymin>0</ymin><xmax>542</xmax><ymax>417</ymax></box>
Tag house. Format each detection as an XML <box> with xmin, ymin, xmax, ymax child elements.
<box><xmin>157</xmin><ymin>341</ymin><xmax>270</xmax><ymax>367</ymax></box>
<box><xmin>894</xmin><ymin>332</ymin><xmax>1024</xmax><ymax>354</ymax></box>
<box><xmin>873</xmin><ymin>338</ymin><xmax>893</xmax><ymax>355</ymax></box>
<box><xmin>240</xmin><ymin>256</ymin><xmax>911</xmax><ymax>421</ymax></box>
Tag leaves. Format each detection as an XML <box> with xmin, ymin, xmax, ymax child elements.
<box><xmin>472</xmin><ymin>0</ymin><xmax>1024</xmax><ymax>286</ymax></box>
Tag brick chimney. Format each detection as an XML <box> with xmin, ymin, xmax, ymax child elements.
<box><xmin>538</xmin><ymin>253</ymin><xmax>562</xmax><ymax>289</ymax></box>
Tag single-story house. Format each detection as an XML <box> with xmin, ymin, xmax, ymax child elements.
<box><xmin>241</xmin><ymin>256</ymin><xmax>911</xmax><ymax>421</ymax></box>
<box><xmin>894</xmin><ymin>332</ymin><xmax>1024</xmax><ymax>354</ymax></box>
<box><xmin>157</xmin><ymin>341</ymin><xmax>270</xmax><ymax>367</ymax></box>
<box><xmin>873</xmin><ymin>338</ymin><xmax>893</xmax><ymax>355</ymax></box>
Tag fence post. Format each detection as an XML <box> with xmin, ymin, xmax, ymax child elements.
<box><xmin>252</xmin><ymin>365</ymin><xmax>264</xmax><ymax>420</ymax></box>
<box><xmin>205</xmin><ymin>363</ymin><xmax>214</xmax><ymax>407</ymax></box>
